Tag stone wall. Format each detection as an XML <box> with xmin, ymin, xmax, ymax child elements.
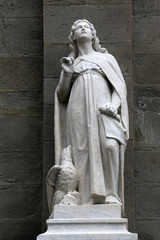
<box><xmin>0</xmin><ymin>1</ymin><xmax>43</xmax><ymax>240</ymax></box>
<box><xmin>133</xmin><ymin>1</ymin><xmax>160</xmax><ymax>239</ymax></box>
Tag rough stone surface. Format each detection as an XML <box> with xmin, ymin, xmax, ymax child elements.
<box><xmin>133</xmin><ymin>0</ymin><xmax>160</xmax><ymax>15</ymax></box>
<box><xmin>44</xmin><ymin>78</ymin><xmax>59</xmax><ymax>104</ymax></box>
<box><xmin>133</xmin><ymin>16</ymin><xmax>160</xmax><ymax>54</ymax></box>
<box><xmin>133</xmin><ymin>88</ymin><xmax>160</xmax><ymax>150</ymax></box>
<box><xmin>135</xmin><ymin>220</ymin><xmax>160</xmax><ymax>240</ymax></box>
<box><xmin>134</xmin><ymin>151</ymin><xmax>160</xmax><ymax>184</ymax></box>
<box><xmin>0</xmin><ymin>18</ymin><xmax>42</xmax><ymax>55</ymax></box>
<box><xmin>0</xmin><ymin>152</ymin><xmax>42</xmax><ymax>185</ymax></box>
<box><xmin>133</xmin><ymin>54</ymin><xmax>160</xmax><ymax>86</ymax></box>
<box><xmin>0</xmin><ymin>90</ymin><xmax>42</xmax><ymax>110</ymax></box>
<box><xmin>0</xmin><ymin>56</ymin><xmax>43</xmax><ymax>90</ymax></box>
<box><xmin>0</xmin><ymin>0</ymin><xmax>42</xmax><ymax>17</ymax></box>
<box><xmin>44</xmin><ymin>5</ymin><xmax>131</xmax><ymax>43</ymax></box>
<box><xmin>44</xmin><ymin>44</ymin><xmax>69</xmax><ymax>77</ymax></box>
<box><xmin>0</xmin><ymin>116</ymin><xmax>42</xmax><ymax>152</ymax></box>
<box><xmin>133</xmin><ymin>1</ymin><xmax>160</xmax><ymax>238</ymax></box>
<box><xmin>88</xmin><ymin>0</ymin><xmax>131</xmax><ymax>4</ymax></box>
<box><xmin>0</xmin><ymin>185</ymin><xmax>42</xmax><ymax>219</ymax></box>
<box><xmin>135</xmin><ymin>184</ymin><xmax>160</xmax><ymax>219</ymax></box>
<box><xmin>0</xmin><ymin>0</ymin><xmax>43</xmax><ymax>239</ymax></box>
<box><xmin>44</xmin><ymin>0</ymin><xmax>86</xmax><ymax>5</ymax></box>
<box><xmin>44</xmin><ymin>104</ymin><xmax>54</xmax><ymax>141</ymax></box>
<box><xmin>0</xmin><ymin>221</ymin><xmax>42</xmax><ymax>240</ymax></box>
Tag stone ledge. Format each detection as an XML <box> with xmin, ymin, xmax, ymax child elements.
<box><xmin>53</xmin><ymin>204</ymin><xmax>121</xmax><ymax>219</ymax></box>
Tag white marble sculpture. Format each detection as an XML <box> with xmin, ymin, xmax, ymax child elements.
<box><xmin>51</xmin><ymin>19</ymin><xmax>128</xmax><ymax>215</ymax></box>
<box><xmin>37</xmin><ymin>19</ymin><xmax>138</xmax><ymax>240</ymax></box>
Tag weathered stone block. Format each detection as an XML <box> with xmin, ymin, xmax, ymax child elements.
<box><xmin>135</xmin><ymin>184</ymin><xmax>160</xmax><ymax>219</ymax></box>
<box><xmin>44</xmin><ymin>0</ymin><xmax>86</xmax><ymax>5</ymax></box>
<box><xmin>44</xmin><ymin>104</ymin><xmax>54</xmax><ymax>141</ymax></box>
<box><xmin>44</xmin><ymin>44</ymin><xmax>69</xmax><ymax>77</ymax></box>
<box><xmin>133</xmin><ymin>54</ymin><xmax>160</xmax><ymax>86</ymax></box>
<box><xmin>0</xmin><ymin>152</ymin><xmax>42</xmax><ymax>186</ymax></box>
<box><xmin>125</xmin><ymin>211</ymin><xmax>135</xmax><ymax>233</ymax></box>
<box><xmin>133</xmin><ymin>0</ymin><xmax>160</xmax><ymax>15</ymax></box>
<box><xmin>133</xmin><ymin>16</ymin><xmax>160</xmax><ymax>53</ymax></box>
<box><xmin>0</xmin><ymin>0</ymin><xmax>42</xmax><ymax>17</ymax></box>
<box><xmin>44</xmin><ymin>78</ymin><xmax>59</xmax><ymax>104</ymax></box>
<box><xmin>125</xmin><ymin>77</ymin><xmax>133</xmax><ymax>103</ymax></box>
<box><xmin>44</xmin><ymin>5</ymin><xmax>131</xmax><ymax>44</ymax></box>
<box><xmin>88</xmin><ymin>0</ymin><xmax>131</xmax><ymax>4</ymax></box>
<box><xmin>134</xmin><ymin>88</ymin><xmax>160</xmax><ymax>114</ymax></box>
<box><xmin>43</xmin><ymin>141</ymin><xmax>55</xmax><ymax>174</ymax></box>
<box><xmin>104</xmin><ymin>42</ymin><xmax>131</xmax><ymax>55</ymax></box>
<box><xmin>0</xmin><ymin>18</ymin><xmax>42</xmax><ymax>55</ymax></box>
<box><xmin>117</xmin><ymin>56</ymin><xmax>132</xmax><ymax>79</ymax></box>
<box><xmin>0</xmin><ymin>116</ymin><xmax>42</xmax><ymax>152</ymax></box>
<box><xmin>124</xmin><ymin>169</ymin><xmax>134</xmax><ymax>212</ymax></box>
<box><xmin>135</xmin><ymin>220</ymin><xmax>160</xmax><ymax>240</ymax></box>
<box><xmin>134</xmin><ymin>88</ymin><xmax>160</xmax><ymax>149</ymax></box>
<box><xmin>0</xmin><ymin>90</ymin><xmax>42</xmax><ymax>112</ymax></box>
<box><xmin>0</xmin><ymin>56</ymin><xmax>42</xmax><ymax>90</ymax></box>
<box><xmin>134</xmin><ymin>112</ymin><xmax>160</xmax><ymax>149</ymax></box>
<box><xmin>0</xmin><ymin>221</ymin><xmax>41</xmax><ymax>240</ymax></box>
<box><xmin>0</xmin><ymin>185</ymin><xmax>42</xmax><ymax>219</ymax></box>
<box><xmin>134</xmin><ymin>151</ymin><xmax>160</xmax><ymax>184</ymax></box>
<box><xmin>125</xmin><ymin>140</ymin><xmax>134</xmax><ymax>174</ymax></box>
<box><xmin>42</xmin><ymin>140</ymin><xmax>55</xmax><ymax>224</ymax></box>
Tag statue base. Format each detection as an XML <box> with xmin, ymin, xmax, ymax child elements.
<box><xmin>37</xmin><ymin>205</ymin><xmax>138</xmax><ymax>240</ymax></box>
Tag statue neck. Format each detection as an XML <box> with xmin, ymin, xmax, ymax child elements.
<box><xmin>77</xmin><ymin>41</ymin><xmax>95</xmax><ymax>56</ymax></box>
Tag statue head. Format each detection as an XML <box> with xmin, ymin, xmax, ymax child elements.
<box><xmin>69</xmin><ymin>19</ymin><xmax>107</xmax><ymax>58</ymax></box>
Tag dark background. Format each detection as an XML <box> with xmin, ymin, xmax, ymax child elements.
<box><xmin>0</xmin><ymin>1</ymin><xmax>160</xmax><ymax>239</ymax></box>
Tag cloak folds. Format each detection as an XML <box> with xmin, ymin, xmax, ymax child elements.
<box><xmin>54</xmin><ymin>52</ymin><xmax>129</xmax><ymax>214</ymax></box>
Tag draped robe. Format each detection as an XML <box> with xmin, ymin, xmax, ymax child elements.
<box><xmin>54</xmin><ymin>52</ymin><xmax>129</xmax><ymax>213</ymax></box>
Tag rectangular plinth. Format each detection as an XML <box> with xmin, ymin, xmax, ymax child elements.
<box><xmin>37</xmin><ymin>218</ymin><xmax>138</xmax><ymax>240</ymax></box>
<box><xmin>53</xmin><ymin>204</ymin><xmax>121</xmax><ymax>219</ymax></box>
<box><xmin>37</xmin><ymin>205</ymin><xmax>138</xmax><ymax>240</ymax></box>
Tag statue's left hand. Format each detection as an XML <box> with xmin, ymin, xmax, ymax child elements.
<box><xmin>99</xmin><ymin>103</ymin><xmax>120</xmax><ymax>122</ymax></box>
<box><xmin>105</xmin><ymin>103</ymin><xmax>117</xmax><ymax>117</ymax></box>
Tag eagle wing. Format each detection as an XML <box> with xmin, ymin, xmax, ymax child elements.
<box><xmin>46</xmin><ymin>165</ymin><xmax>62</xmax><ymax>214</ymax></box>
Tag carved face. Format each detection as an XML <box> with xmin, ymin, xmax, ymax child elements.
<box><xmin>73</xmin><ymin>21</ymin><xmax>93</xmax><ymax>43</ymax></box>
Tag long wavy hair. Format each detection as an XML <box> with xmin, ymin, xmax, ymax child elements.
<box><xmin>69</xmin><ymin>19</ymin><xmax>108</xmax><ymax>58</ymax></box>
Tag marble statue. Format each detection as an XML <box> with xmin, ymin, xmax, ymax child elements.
<box><xmin>51</xmin><ymin>19</ymin><xmax>129</xmax><ymax>214</ymax></box>
<box><xmin>37</xmin><ymin>19</ymin><xmax>138</xmax><ymax>240</ymax></box>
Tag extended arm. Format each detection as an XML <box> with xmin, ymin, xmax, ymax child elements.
<box><xmin>57</xmin><ymin>57</ymin><xmax>74</xmax><ymax>102</ymax></box>
<box><xmin>57</xmin><ymin>71</ymin><xmax>72</xmax><ymax>102</ymax></box>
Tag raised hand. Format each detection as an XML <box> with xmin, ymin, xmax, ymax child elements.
<box><xmin>60</xmin><ymin>57</ymin><xmax>74</xmax><ymax>76</ymax></box>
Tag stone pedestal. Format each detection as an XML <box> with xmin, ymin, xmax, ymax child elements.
<box><xmin>37</xmin><ymin>205</ymin><xmax>138</xmax><ymax>240</ymax></box>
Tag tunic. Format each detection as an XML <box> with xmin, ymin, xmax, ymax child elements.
<box><xmin>66</xmin><ymin>58</ymin><xmax>125</xmax><ymax>204</ymax></box>
<box><xmin>55</xmin><ymin>52</ymin><xmax>129</xmax><ymax>210</ymax></box>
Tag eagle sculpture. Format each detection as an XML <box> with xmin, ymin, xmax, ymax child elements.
<box><xmin>46</xmin><ymin>146</ymin><xmax>80</xmax><ymax>215</ymax></box>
